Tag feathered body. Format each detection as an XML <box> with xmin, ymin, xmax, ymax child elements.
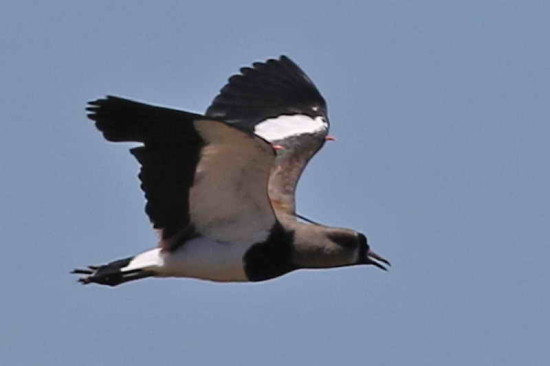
<box><xmin>73</xmin><ymin>56</ymin><xmax>389</xmax><ymax>286</ymax></box>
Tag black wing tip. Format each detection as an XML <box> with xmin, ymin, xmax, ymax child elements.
<box><xmin>86</xmin><ymin>95</ymin><xmax>135</xmax><ymax>110</ymax></box>
<box><xmin>87</xmin><ymin>94</ymin><xmax>117</xmax><ymax>105</ymax></box>
<box><xmin>85</xmin><ymin>95</ymin><xmax>147</xmax><ymax>142</ymax></box>
<box><xmin>249</xmin><ymin>54</ymin><xmax>301</xmax><ymax>74</ymax></box>
<box><xmin>86</xmin><ymin>95</ymin><xmax>121</xmax><ymax>118</ymax></box>
<box><xmin>252</xmin><ymin>54</ymin><xmax>291</xmax><ymax>64</ymax></box>
<box><xmin>229</xmin><ymin>54</ymin><xmax>320</xmax><ymax>93</ymax></box>
<box><xmin>206</xmin><ymin>55</ymin><xmax>327</xmax><ymax>126</ymax></box>
<box><xmin>277</xmin><ymin>54</ymin><xmax>296</xmax><ymax>66</ymax></box>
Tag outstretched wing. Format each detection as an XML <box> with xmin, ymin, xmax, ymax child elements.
<box><xmin>206</xmin><ymin>56</ymin><xmax>329</xmax><ymax>218</ymax></box>
<box><xmin>87</xmin><ymin>96</ymin><xmax>277</xmax><ymax>249</ymax></box>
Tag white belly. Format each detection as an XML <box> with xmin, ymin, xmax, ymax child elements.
<box><xmin>161</xmin><ymin>237</ymin><xmax>251</xmax><ymax>282</ymax></box>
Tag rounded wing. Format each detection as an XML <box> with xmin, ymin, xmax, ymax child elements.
<box><xmin>87</xmin><ymin>96</ymin><xmax>277</xmax><ymax>250</ymax></box>
<box><xmin>206</xmin><ymin>56</ymin><xmax>330</xmax><ymax>218</ymax></box>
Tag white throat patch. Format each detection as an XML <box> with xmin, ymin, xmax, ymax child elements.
<box><xmin>254</xmin><ymin>115</ymin><xmax>328</xmax><ymax>142</ymax></box>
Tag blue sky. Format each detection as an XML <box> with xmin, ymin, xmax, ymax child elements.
<box><xmin>1</xmin><ymin>1</ymin><xmax>549</xmax><ymax>365</ymax></box>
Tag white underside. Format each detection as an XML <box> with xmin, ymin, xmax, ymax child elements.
<box><xmin>123</xmin><ymin>237</ymin><xmax>253</xmax><ymax>282</ymax></box>
<box><xmin>254</xmin><ymin>114</ymin><xmax>328</xmax><ymax>142</ymax></box>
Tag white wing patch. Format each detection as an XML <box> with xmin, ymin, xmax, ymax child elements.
<box><xmin>254</xmin><ymin>115</ymin><xmax>328</xmax><ymax>142</ymax></box>
<box><xmin>189</xmin><ymin>120</ymin><xmax>276</xmax><ymax>245</ymax></box>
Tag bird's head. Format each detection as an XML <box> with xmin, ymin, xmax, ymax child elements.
<box><xmin>326</xmin><ymin>230</ymin><xmax>390</xmax><ymax>270</ymax></box>
<box><xmin>354</xmin><ymin>232</ymin><xmax>390</xmax><ymax>270</ymax></box>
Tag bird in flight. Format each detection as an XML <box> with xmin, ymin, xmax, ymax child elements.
<box><xmin>73</xmin><ymin>56</ymin><xmax>389</xmax><ymax>286</ymax></box>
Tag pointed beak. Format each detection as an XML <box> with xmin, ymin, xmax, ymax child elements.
<box><xmin>367</xmin><ymin>249</ymin><xmax>391</xmax><ymax>271</ymax></box>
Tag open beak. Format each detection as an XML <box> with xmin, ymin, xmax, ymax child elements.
<box><xmin>367</xmin><ymin>249</ymin><xmax>391</xmax><ymax>271</ymax></box>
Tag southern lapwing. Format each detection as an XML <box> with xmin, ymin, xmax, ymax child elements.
<box><xmin>72</xmin><ymin>56</ymin><xmax>389</xmax><ymax>286</ymax></box>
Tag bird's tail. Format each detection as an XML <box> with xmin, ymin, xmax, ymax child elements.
<box><xmin>71</xmin><ymin>251</ymin><xmax>159</xmax><ymax>287</ymax></box>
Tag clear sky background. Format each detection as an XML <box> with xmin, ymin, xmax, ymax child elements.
<box><xmin>1</xmin><ymin>1</ymin><xmax>549</xmax><ymax>365</ymax></box>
